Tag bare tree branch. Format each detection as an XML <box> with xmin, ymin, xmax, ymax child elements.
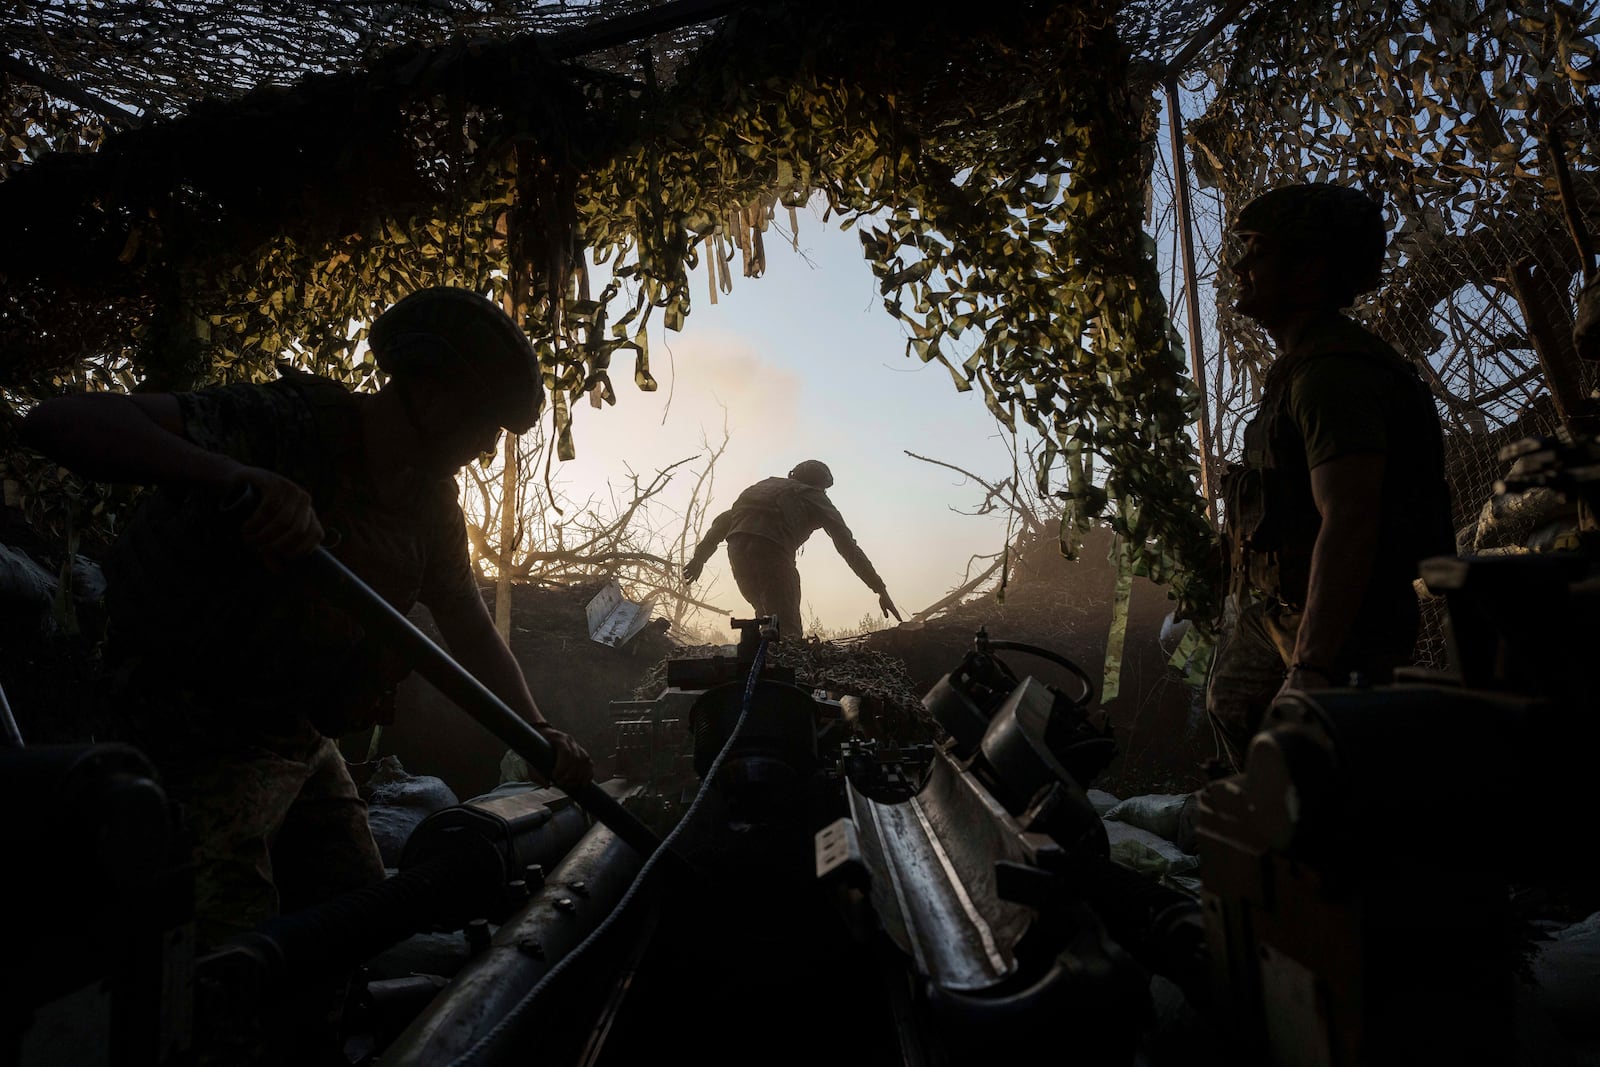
<box><xmin>905</xmin><ymin>448</ymin><xmax>1048</xmax><ymax>540</ymax></box>
<box><xmin>911</xmin><ymin>555</ymin><xmax>1006</xmax><ymax>622</ymax></box>
<box><xmin>457</xmin><ymin>426</ymin><xmax>734</xmax><ymax>637</ymax></box>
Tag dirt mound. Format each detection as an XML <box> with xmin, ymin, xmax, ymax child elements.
<box><xmin>864</xmin><ymin>526</ymin><xmax>1211</xmax><ymax>797</ymax></box>
<box><xmin>3</xmin><ymin>499</ymin><xmax>1210</xmax><ymax>800</ymax></box>
<box><xmin>634</xmin><ymin>638</ymin><xmax>935</xmax><ymax>740</ymax></box>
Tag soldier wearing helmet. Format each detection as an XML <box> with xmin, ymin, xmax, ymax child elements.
<box><xmin>683</xmin><ymin>460</ymin><xmax>901</xmax><ymax>640</ymax></box>
<box><xmin>20</xmin><ymin>287</ymin><xmax>593</xmax><ymax>960</ymax></box>
<box><xmin>1206</xmin><ymin>183</ymin><xmax>1454</xmax><ymax>771</ymax></box>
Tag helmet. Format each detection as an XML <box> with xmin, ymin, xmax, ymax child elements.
<box><xmin>369</xmin><ymin>287</ymin><xmax>544</xmax><ymax>433</ymax></box>
<box><xmin>1233</xmin><ymin>183</ymin><xmax>1387</xmax><ymax>300</ymax></box>
<box><xmin>788</xmin><ymin>460</ymin><xmax>834</xmax><ymax>489</ymax></box>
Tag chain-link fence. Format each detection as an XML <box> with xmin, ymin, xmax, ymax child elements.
<box><xmin>1146</xmin><ymin>0</ymin><xmax>1600</xmax><ymax>668</ymax></box>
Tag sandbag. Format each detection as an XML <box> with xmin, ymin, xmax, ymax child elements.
<box><xmin>0</xmin><ymin>544</ymin><xmax>108</xmax><ymax>638</ymax></box>
<box><xmin>1530</xmin><ymin>910</ymin><xmax>1600</xmax><ymax>1038</ymax></box>
<box><xmin>1086</xmin><ymin>789</ymin><xmax>1121</xmax><ymax>816</ymax></box>
<box><xmin>1105</xmin><ymin>820</ymin><xmax>1197</xmax><ymax>878</ymax></box>
<box><xmin>1104</xmin><ymin>793</ymin><xmax>1191</xmax><ymax>843</ymax></box>
<box><xmin>70</xmin><ymin>555</ymin><xmax>106</xmax><ymax>603</ymax></box>
<box><xmin>364</xmin><ymin>756</ymin><xmax>459</xmax><ymax>867</ymax></box>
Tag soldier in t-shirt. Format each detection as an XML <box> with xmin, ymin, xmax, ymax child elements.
<box><xmin>21</xmin><ymin>287</ymin><xmax>593</xmax><ymax>948</ymax></box>
<box><xmin>1207</xmin><ymin>184</ymin><xmax>1455</xmax><ymax>769</ymax></box>
<box><xmin>682</xmin><ymin>460</ymin><xmax>901</xmax><ymax>640</ymax></box>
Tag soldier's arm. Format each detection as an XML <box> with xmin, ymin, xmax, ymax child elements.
<box><xmin>23</xmin><ymin>393</ymin><xmax>235</xmax><ymax>486</ymax></box>
<box><xmin>429</xmin><ymin>592</ymin><xmax>594</xmax><ymax>789</ymax></box>
<box><xmin>21</xmin><ymin>392</ymin><xmax>322</xmax><ymax>558</ymax></box>
<box><xmin>1283</xmin><ymin>358</ymin><xmax>1392</xmax><ymax>688</ymax></box>
<box><xmin>814</xmin><ymin>496</ymin><xmax>889</xmax><ymax>596</ymax></box>
<box><xmin>685</xmin><ymin>508</ymin><xmax>735</xmax><ymax>580</ymax></box>
<box><xmin>1290</xmin><ymin>453</ymin><xmax>1385</xmax><ymax>687</ymax></box>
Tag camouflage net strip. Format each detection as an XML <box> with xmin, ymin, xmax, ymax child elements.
<box><xmin>634</xmin><ymin>639</ymin><xmax>937</xmax><ymax>740</ymax></box>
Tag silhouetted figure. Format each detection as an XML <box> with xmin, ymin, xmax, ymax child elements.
<box><xmin>1207</xmin><ymin>183</ymin><xmax>1454</xmax><ymax>769</ymax></box>
<box><xmin>684</xmin><ymin>460</ymin><xmax>900</xmax><ymax>640</ymax></box>
<box><xmin>21</xmin><ymin>287</ymin><xmax>593</xmax><ymax>950</ymax></box>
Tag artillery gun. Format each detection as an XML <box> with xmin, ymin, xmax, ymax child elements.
<box><xmin>8</xmin><ymin>501</ymin><xmax>1600</xmax><ymax>1064</ymax></box>
<box><xmin>4</xmin><ymin>615</ymin><xmax>1210</xmax><ymax>1065</ymax></box>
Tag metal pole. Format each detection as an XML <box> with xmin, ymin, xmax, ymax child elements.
<box><xmin>1165</xmin><ymin>78</ymin><xmax>1217</xmax><ymax>517</ymax></box>
<box><xmin>300</xmin><ymin>546</ymin><xmax>667</xmax><ymax>861</ymax></box>
<box><xmin>1507</xmin><ymin>258</ymin><xmax>1600</xmax><ymax>436</ymax></box>
<box><xmin>1157</xmin><ymin>0</ymin><xmax>1259</xmax><ymax>81</ymax></box>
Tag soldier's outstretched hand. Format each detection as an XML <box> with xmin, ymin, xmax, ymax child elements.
<box><xmin>537</xmin><ymin>723</ymin><xmax>595</xmax><ymax>790</ymax></box>
<box><xmin>878</xmin><ymin>591</ymin><xmax>903</xmax><ymax>622</ymax></box>
<box><xmin>683</xmin><ymin>559</ymin><xmax>704</xmax><ymax>584</ymax></box>
<box><xmin>229</xmin><ymin>465</ymin><xmax>325</xmax><ymax>561</ymax></box>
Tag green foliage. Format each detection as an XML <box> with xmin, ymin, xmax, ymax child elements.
<box><xmin>2</xmin><ymin>2</ymin><xmax>1220</xmax><ymax>621</ymax></box>
<box><xmin>577</xmin><ymin>3</ymin><xmax>1218</xmax><ymax>621</ymax></box>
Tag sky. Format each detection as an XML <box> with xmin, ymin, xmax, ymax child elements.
<box><xmin>543</xmin><ymin>204</ymin><xmax>1029</xmax><ymax>636</ymax></box>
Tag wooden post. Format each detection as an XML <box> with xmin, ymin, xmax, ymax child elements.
<box><xmin>492</xmin><ymin>279</ymin><xmax>524</xmax><ymax>643</ymax></box>
<box><xmin>1506</xmin><ymin>258</ymin><xmax>1600</xmax><ymax>437</ymax></box>
<box><xmin>494</xmin><ymin>429</ymin><xmax>518</xmax><ymax>641</ymax></box>
<box><xmin>1165</xmin><ymin>78</ymin><xmax>1217</xmax><ymax>520</ymax></box>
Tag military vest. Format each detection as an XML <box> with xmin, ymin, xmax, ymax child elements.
<box><xmin>1224</xmin><ymin>330</ymin><xmax>1453</xmax><ymax>609</ymax></box>
<box><xmin>726</xmin><ymin>477</ymin><xmax>823</xmax><ymax>553</ymax></box>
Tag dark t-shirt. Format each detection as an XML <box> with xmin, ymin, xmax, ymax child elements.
<box><xmin>1235</xmin><ymin>313</ymin><xmax>1453</xmax><ymax>612</ymax></box>
<box><xmin>1287</xmin><ymin>348</ymin><xmax>1396</xmax><ymax>469</ymax></box>
<box><xmin>107</xmin><ymin>372</ymin><xmax>480</xmax><ymax>735</ymax></box>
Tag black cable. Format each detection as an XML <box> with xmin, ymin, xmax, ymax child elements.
<box><xmin>449</xmin><ymin>633</ymin><xmax>772</xmax><ymax>1067</ymax></box>
<box><xmin>219</xmin><ymin>483</ymin><xmax>665</xmax><ymax>860</ymax></box>
<box><xmin>986</xmin><ymin>639</ymin><xmax>1095</xmax><ymax>709</ymax></box>
<box><xmin>0</xmin><ymin>679</ymin><xmax>23</xmax><ymax>749</ymax></box>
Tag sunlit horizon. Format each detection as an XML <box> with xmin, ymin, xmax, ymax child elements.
<box><xmin>492</xmin><ymin>208</ymin><xmax>1035</xmax><ymax>637</ymax></box>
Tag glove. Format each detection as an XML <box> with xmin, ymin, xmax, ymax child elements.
<box><xmin>878</xmin><ymin>591</ymin><xmax>903</xmax><ymax>622</ymax></box>
<box><xmin>683</xmin><ymin>558</ymin><xmax>703</xmax><ymax>583</ymax></box>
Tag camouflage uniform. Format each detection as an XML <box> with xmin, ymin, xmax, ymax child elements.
<box><xmin>106</xmin><ymin>370</ymin><xmax>483</xmax><ymax>946</ymax></box>
<box><xmin>688</xmin><ymin>476</ymin><xmax>887</xmax><ymax>641</ymax></box>
<box><xmin>1208</xmin><ymin>312</ymin><xmax>1453</xmax><ymax>767</ymax></box>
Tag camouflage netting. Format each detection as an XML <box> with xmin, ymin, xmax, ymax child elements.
<box><xmin>9</xmin><ymin>0</ymin><xmax>1595</xmax><ymax>652</ymax></box>
<box><xmin>1185</xmin><ymin>1</ymin><xmax>1600</xmax><ymax>485</ymax></box>
<box><xmin>1152</xmin><ymin>0</ymin><xmax>1600</xmax><ymax>661</ymax></box>
<box><xmin>3</xmin><ymin>0</ymin><xmax>1235</xmax><ymax>626</ymax></box>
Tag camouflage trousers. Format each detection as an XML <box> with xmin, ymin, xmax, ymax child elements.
<box><xmin>1204</xmin><ymin>598</ymin><xmax>1299</xmax><ymax>771</ymax></box>
<box><xmin>135</xmin><ymin>704</ymin><xmax>385</xmax><ymax>949</ymax></box>
<box><xmin>1205</xmin><ymin>594</ymin><xmax>1419</xmax><ymax>771</ymax></box>
<box><xmin>726</xmin><ymin>534</ymin><xmax>804</xmax><ymax>641</ymax></box>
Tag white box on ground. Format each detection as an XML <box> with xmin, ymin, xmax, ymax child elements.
<box><xmin>585</xmin><ymin>579</ymin><xmax>656</xmax><ymax>648</ymax></box>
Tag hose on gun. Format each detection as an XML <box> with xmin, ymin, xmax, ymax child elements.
<box><xmin>448</xmin><ymin>629</ymin><xmax>774</xmax><ymax>1067</ymax></box>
